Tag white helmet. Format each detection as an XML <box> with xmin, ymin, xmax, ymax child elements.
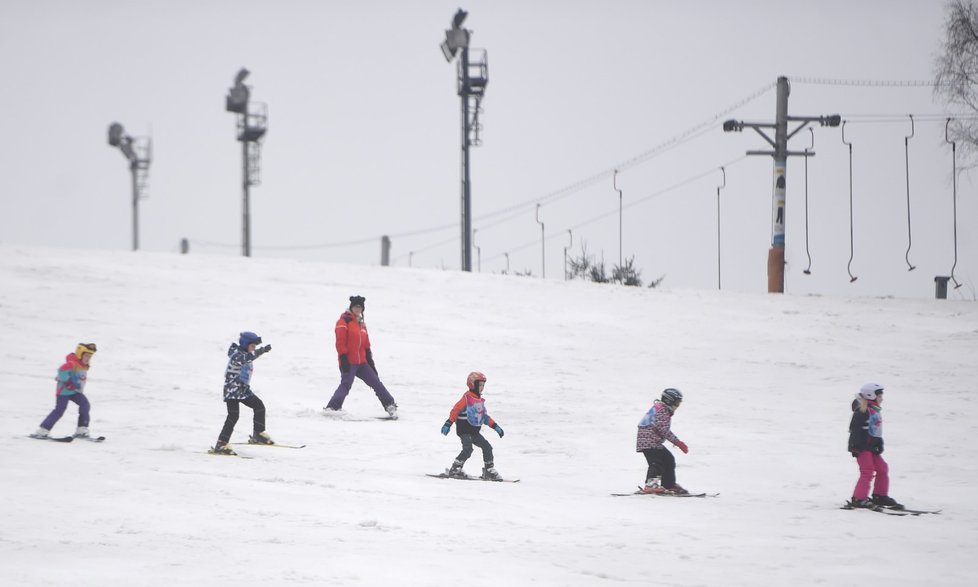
<box><xmin>859</xmin><ymin>383</ymin><xmax>884</xmax><ymax>400</ymax></box>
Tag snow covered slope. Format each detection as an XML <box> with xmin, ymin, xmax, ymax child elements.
<box><xmin>2</xmin><ymin>245</ymin><xmax>976</xmax><ymax>586</ymax></box>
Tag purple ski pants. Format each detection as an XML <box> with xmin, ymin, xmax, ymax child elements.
<box><xmin>40</xmin><ymin>393</ymin><xmax>90</xmax><ymax>431</ymax></box>
<box><xmin>326</xmin><ymin>363</ymin><xmax>395</xmax><ymax>410</ymax></box>
<box><xmin>852</xmin><ymin>450</ymin><xmax>889</xmax><ymax>500</ymax></box>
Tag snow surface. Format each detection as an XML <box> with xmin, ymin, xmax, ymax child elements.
<box><xmin>2</xmin><ymin>245</ymin><xmax>977</xmax><ymax>586</ymax></box>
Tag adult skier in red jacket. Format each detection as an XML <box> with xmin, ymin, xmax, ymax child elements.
<box><xmin>324</xmin><ymin>295</ymin><xmax>398</xmax><ymax>419</ymax></box>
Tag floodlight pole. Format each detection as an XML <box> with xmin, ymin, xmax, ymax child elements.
<box><xmin>107</xmin><ymin>122</ymin><xmax>151</xmax><ymax>251</ymax></box>
<box><xmin>226</xmin><ymin>68</ymin><xmax>267</xmax><ymax>258</ymax></box>
<box><xmin>723</xmin><ymin>76</ymin><xmax>840</xmax><ymax>293</ymax></box>
<box><xmin>442</xmin><ymin>9</ymin><xmax>488</xmax><ymax>272</ymax></box>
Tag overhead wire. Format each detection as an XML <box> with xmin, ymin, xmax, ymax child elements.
<box><xmin>194</xmin><ymin>82</ymin><xmax>778</xmax><ymax>254</ymax></box>
<box><xmin>480</xmin><ymin>155</ymin><xmax>750</xmax><ymax>264</ymax></box>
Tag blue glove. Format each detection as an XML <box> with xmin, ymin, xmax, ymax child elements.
<box><xmin>493</xmin><ymin>424</ymin><xmax>504</xmax><ymax>438</ymax></box>
<box><xmin>441</xmin><ymin>420</ymin><xmax>452</xmax><ymax>436</ymax></box>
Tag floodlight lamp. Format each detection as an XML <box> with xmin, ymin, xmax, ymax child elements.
<box><xmin>722</xmin><ymin>119</ymin><xmax>742</xmax><ymax>132</ymax></box>
<box><xmin>108</xmin><ymin>122</ymin><xmax>125</xmax><ymax>146</ymax></box>
<box><xmin>452</xmin><ymin>8</ymin><xmax>468</xmax><ymax>29</ymax></box>
<box><xmin>440</xmin><ymin>39</ymin><xmax>456</xmax><ymax>61</ymax></box>
<box><xmin>823</xmin><ymin>114</ymin><xmax>841</xmax><ymax>127</ymax></box>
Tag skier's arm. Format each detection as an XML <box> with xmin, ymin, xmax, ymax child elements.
<box><xmin>447</xmin><ymin>396</ymin><xmax>467</xmax><ymax>423</ymax></box>
<box><xmin>653</xmin><ymin>408</ymin><xmax>680</xmax><ymax>445</ymax></box>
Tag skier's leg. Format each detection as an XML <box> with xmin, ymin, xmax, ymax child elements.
<box><xmin>326</xmin><ymin>368</ymin><xmax>357</xmax><ymax>410</ymax></box>
<box><xmin>218</xmin><ymin>400</ymin><xmax>241</xmax><ymax>443</ymax></box>
<box><xmin>852</xmin><ymin>451</ymin><xmax>875</xmax><ymax>500</ymax></box>
<box><xmin>356</xmin><ymin>365</ymin><xmax>396</xmax><ymax>407</ymax></box>
<box><xmin>471</xmin><ymin>432</ymin><xmax>494</xmax><ymax>465</ymax></box>
<box><xmin>871</xmin><ymin>453</ymin><xmax>889</xmax><ymax>496</ymax></box>
<box><xmin>40</xmin><ymin>395</ymin><xmax>71</xmax><ymax>431</ymax></box>
<box><xmin>658</xmin><ymin>448</ymin><xmax>678</xmax><ymax>489</ymax></box>
<box><xmin>71</xmin><ymin>394</ymin><xmax>91</xmax><ymax>428</ymax></box>
<box><xmin>643</xmin><ymin>449</ymin><xmax>662</xmax><ymax>482</ymax></box>
<box><xmin>455</xmin><ymin>434</ymin><xmax>475</xmax><ymax>463</ymax></box>
<box><xmin>243</xmin><ymin>395</ymin><xmax>266</xmax><ymax>434</ymax></box>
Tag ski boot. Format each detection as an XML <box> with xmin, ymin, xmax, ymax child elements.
<box><xmin>447</xmin><ymin>459</ymin><xmax>466</xmax><ymax>478</ymax></box>
<box><xmin>481</xmin><ymin>462</ymin><xmax>503</xmax><ymax>481</ymax></box>
<box><xmin>30</xmin><ymin>427</ymin><xmax>50</xmax><ymax>439</ymax></box>
<box><xmin>249</xmin><ymin>431</ymin><xmax>275</xmax><ymax>445</ymax></box>
<box><xmin>872</xmin><ymin>494</ymin><xmax>904</xmax><ymax>509</ymax></box>
<box><xmin>74</xmin><ymin>426</ymin><xmax>90</xmax><ymax>439</ymax></box>
<box><xmin>385</xmin><ymin>403</ymin><xmax>399</xmax><ymax>420</ymax></box>
<box><xmin>640</xmin><ymin>480</ymin><xmax>667</xmax><ymax>494</ymax></box>
<box><xmin>848</xmin><ymin>497</ymin><xmax>878</xmax><ymax>509</ymax></box>
<box><xmin>665</xmin><ymin>483</ymin><xmax>689</xmax><ymax>495</ymax></box>
<box><xmin>212</xmin><ymin>441</ymin><xmax>237</xmax><ymax>455</ymax></box>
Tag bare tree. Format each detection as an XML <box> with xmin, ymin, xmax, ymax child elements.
<box><xmin>935</xmin><ymin>0</ymin><xmax>978</xmax><ymax>159</ymax></box>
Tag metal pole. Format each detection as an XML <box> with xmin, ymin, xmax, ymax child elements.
<box><xmin>536</xmin><ymin>204</ymin><xmax>545</xmax><ymax>278</ymax></box>
<box><xmin>614</xmin><ymin>169</ymin><xmax>622</xmax><ymax>270</ymax></box>
<box><xmin>460</xmin><ymin>47</ymin><xmax>473</xmax><ymax>272</ymax></box>
<box><xmin>242</xmin><ymin>138</ymin><xmax>251</xmax><ymax>257</ymax></box>
<box><xmin>768</xmin><ymin>76</ymin><xmax>789</xmax><ymax>293</ymax></box>
<box><xmin>716</xmin><ymin>167</ymin><xmax>725</xmax><ymax>290</ymax></box>
<box><xmin>130</xmin><ymin>162</ymin><xmax>139</xmax><ymax>251</ymax></box>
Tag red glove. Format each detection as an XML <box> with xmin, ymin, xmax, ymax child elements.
<box><xmin>675</xmin><ymin>440</ymin><xmax>689</xmax><ymax>454</ymax></box>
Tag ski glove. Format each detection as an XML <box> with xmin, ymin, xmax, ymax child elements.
<box><xmin>493</xmin><ymin>424</ymin><xmax>504</xmax><ymax>438</ymax></box>
<box><xmin>339</xmin><ymin>354</ymin><xmax>350</xmax><ymax>373</ymax></box>
<box><xmin>675</xmin><ymin>440</ymin><xmax>688</xmax><ymax>454</ymax></box>
<box><xmin>366</xmin><ymin>349</ymin><xmax>377</xmax><ymax>375</ymax></box>
<box><xmin>441</xmin><ymin>420</ymin><xmax>452</xmax><ymax>435</ymax></box>
<box><xmin>256</xmin><ymin>344</ymin><xmax>272</xmax><ymax>357</ymax></box>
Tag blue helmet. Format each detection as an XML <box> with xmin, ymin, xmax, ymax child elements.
<box><xmin>239</xmin><ymin>331</ymin><xmax>262</xmax><ymax>347</ymax></box>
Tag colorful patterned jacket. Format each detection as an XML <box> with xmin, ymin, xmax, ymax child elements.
<box><xmin>636</xmin><ymin>400</ymin><xmax>680</xmax><ymax>451</ymax></box>
<box><xmin>447</xmin><ymin>390</ymin><xmax>498</xmax><ymax>436</ymax></box>
<box><xmin>223</xmin><ymin>343</ymin><xmax>269</xmax><ymax>401</ymax></box>
<box><xmin>334</xmin><ymin>311</ymin><xmax>371</xmax><ymax>366</ymax></box>
<box><xmin>848</xmin><ymin>399</ymin><xmax>884</xmax><ymax>454</ymax></box>
<box><xmin>55</xmin><ymin>353</ymin><xmax>89</xmax><ymax>396</ymax></box>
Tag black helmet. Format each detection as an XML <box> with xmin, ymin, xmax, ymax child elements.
<box><xmin>661</xmin><ymin>388</ymin><xmax>683</xmax><ymax>407</ymax></box>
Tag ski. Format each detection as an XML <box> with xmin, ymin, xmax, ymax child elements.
<box><xmin>232</xmin><ymin>442</ymin><xmax>306</xmax><ymax>449</ymax></box>
<box><xmin>426</xmin><ymin>473</ymin><xmax>520</xmax><ymax>483</ymax></box>
<box><xmin>322</xmin><ymin>408</ymin><xmax>397</xmax><ymax>422</ymax></box>
<box><xmin>841</xmin><ymin>504</ymin><xmax>907</xmax><ymax>515</ymax></box>
<box><xmin>841</xmin><ymin>503</ymin><xmax>940</xmax><ymax>516</ymax></box>
<box><xmin>76</xmin><ymin>436</ymin><xmax>106</xmax><ymax>443</ymax></box>
<box><xmin>884</xmin><ymin>507</ymin><xmax>941</xmax><ymax>515</ymax></box>
<box><xmin>27</xmin><ymin>435</ymin><xmax>74</xmax><ymax>443</ymax></box>
<box><xmin>612</xmin><ymin>491</ymin><xmax>716</xmax><ymax>498</ymax></box>
<box><xmin>205</xmin><ymin>449</ymin><xmax>254</xmax><ymax>459</ymax></box>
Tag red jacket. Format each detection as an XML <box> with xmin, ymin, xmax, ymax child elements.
<box><xmin>334</xmin><ymin>311</ymin><xmax>371</xmax><ymax>365</ymax></box>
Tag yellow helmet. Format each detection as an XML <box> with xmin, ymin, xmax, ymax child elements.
<box><xmin>75</xmin><ymin>342</ymin><xmax>98</xmax><ymax>359</ymax></box>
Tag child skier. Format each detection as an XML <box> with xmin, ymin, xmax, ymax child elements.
<box><xmin>31</xmin><ymin>343</ymin><xmax>98</xmax><ymax>439</ymax></box>
<box><xmin>440</xmin><ymin>371</ymin><xmax>505</xmax><ymax>480</ymax></box>
<box><xmin>212</xmin><ymin>332</ymin><xmax>274</xmax><ymax>455</ymax></box>
<box><xmin>636</xmin><ymin>387</ymin><xmax>689</xmax><ymax>494</ymax></box>
<box><xmin>847</xmin><ymin>383</ymin><xmax>902</xmax><ymax>509</ymax></box>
